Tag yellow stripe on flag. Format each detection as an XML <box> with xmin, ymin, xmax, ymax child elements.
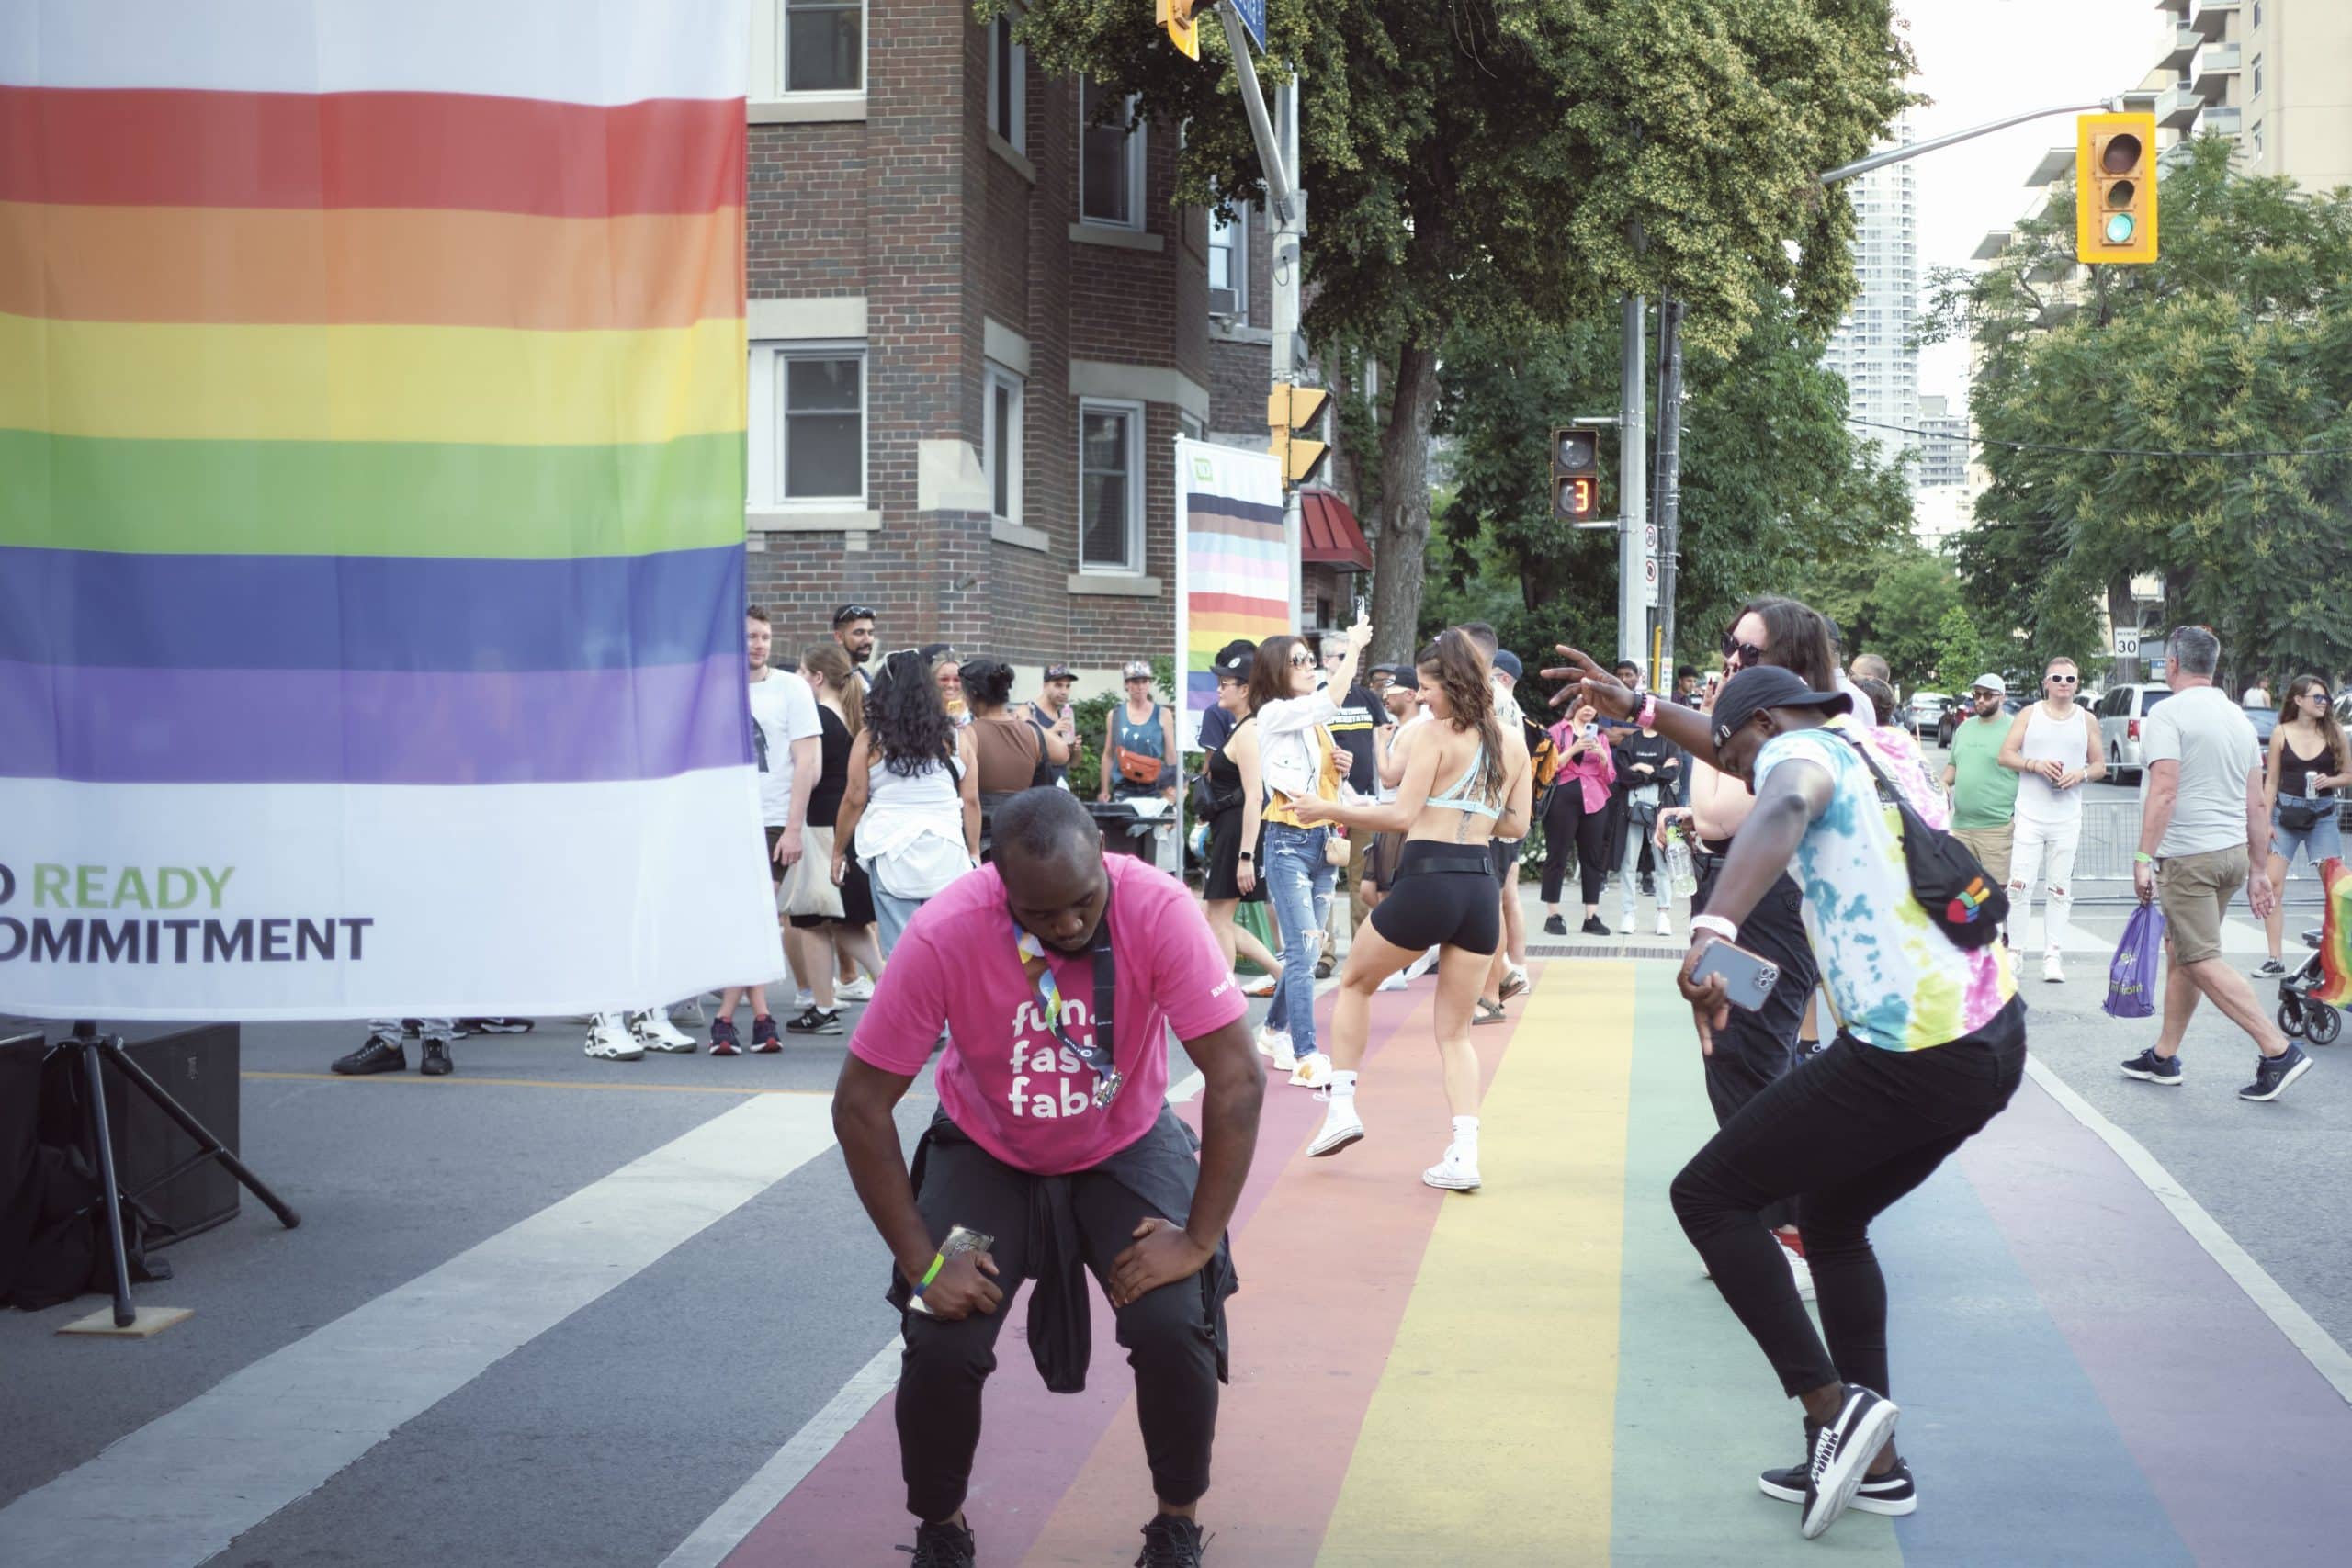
<box><xmin>0</xmin><ymin>311</ymin><xmax>746</xmax><ymax>446</ymax></box>
<box><xmin>1318</xmin><ymin>962</ymin><xmax>1635</xmax><ymax>1565</ymax></box>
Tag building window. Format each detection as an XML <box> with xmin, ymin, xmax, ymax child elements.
<box><xmin>2251</xmin><ymin>53</ymin><xmax>2263</xmax><ymax>98</ymax></box>
<box><xmin>748</xmin><ymin>344</ymin><xmax>865</xmax><ymax>506</ymax></box>
<box><xmin>988</xmin><ymin>12</ymin><xmax>1025</xmax><ymax>152</ymax></box>
<box><xmin>2252</xmin><ymin>119</ymin><xmax>2265</xmax><ymax>158</ymax></box>
<box><xmin>1080</xmin><ymin>79</ymin><xmax>1145</xmax><ymax>229</ymax></box>
<box><xmin>1208</xmin><ymin>200</ymin><xmax>1247</xmax><ymax>316</ymax></box>
<box><xmin>778</xmin><ymin>0</ymin><xmax>862</xmax><ymax>93</ymax></box>
<box><xmin>2254</xmin><ymin>0</ymin><xmax>2263</xmax><ymax>26</ymax></box>
<box><xmin>985</xmin><ymin>368</ymin><xmax>1023</xmax><ymax>525</ymax></box>
<box><xmin>1078</xmin><ymin>400</ymin><xmax>1143</xmax><ymax>571</ymax></box>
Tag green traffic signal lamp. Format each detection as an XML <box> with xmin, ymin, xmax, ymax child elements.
<box><xmin>2104</xmin><ymin>212</ymin><xmax>2135</xmax><ymax>244</ymax></box>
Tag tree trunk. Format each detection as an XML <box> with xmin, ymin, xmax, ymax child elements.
<box><xmin>1367</xmin><ymin>332</ymin><xmax>1439</xmax><ymax>667</ymax></box>
<box><xmin>2106</xmin><ymin>575</ymin><xmax>2137</xmax><ymax>686</ymax></box>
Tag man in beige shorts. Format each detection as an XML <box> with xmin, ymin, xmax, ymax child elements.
<box><xmin>2119</xmin><ymin>626</ymin><xmax>2313</xmax><ymax>1102</ymax></box>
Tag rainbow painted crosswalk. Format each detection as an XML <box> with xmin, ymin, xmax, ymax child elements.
<box><xmin>732</xmin><ymin>963</ymin><xmax>2352</xmax><ymax>1566</ymax></box>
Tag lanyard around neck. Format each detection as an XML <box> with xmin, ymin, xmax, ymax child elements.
<box><xmin>1012</xmin><ymin>908</ymin><xmax>1120</xmax><ymax>1109</ymax></box>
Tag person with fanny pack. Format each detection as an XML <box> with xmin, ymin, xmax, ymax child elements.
<box><xmin>1099</xmin><ymin>660</ymin><xmax>1178</xmax><ymax>808</ymax></box>
<box><xmin>2257</xmin><ymin>675</ymin><xmax>2350</xmax><ymax>976</ymax></box>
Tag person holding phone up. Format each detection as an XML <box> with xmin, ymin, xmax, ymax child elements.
<box><xmin>1659</xmin><ymin>665</ymin><xmax>2025</xmax><ymax>1543</ymax></box>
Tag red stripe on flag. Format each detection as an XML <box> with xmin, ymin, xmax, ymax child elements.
<box><xmin>0</xmin><ymin>86</ymin><xmax>742</xmax><ymax>217</ymax></box>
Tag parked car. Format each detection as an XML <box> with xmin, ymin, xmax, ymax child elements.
<box><xmin>1904</xmin><ymin>692</ymin><xmax>1951</xmax><ymax>739</ymax></box>
<box><xmin>2245</xmin><ymin>702</ymin><xmax>2279</xmax><ymax>747</ymax></box>
<box><xmin>1937</xmin><ymin>695</ymin><xmax>2019</xmax><ymax>750</ymax></box>
<box><xmin>2096</xmin><ymin>682</ymin><xmax>2176</xmax><ymax>783</ymax></box>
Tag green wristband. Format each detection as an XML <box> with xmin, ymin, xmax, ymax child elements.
<box><xmin>912</xmin><ymin>1251</ymin><xmax>946</xmax><ymax>1296</ymax></box>
<box><xmin>2134</xmin><ymin>852</ymin><xmax>2156</xmax><ymax>865</ymax></box>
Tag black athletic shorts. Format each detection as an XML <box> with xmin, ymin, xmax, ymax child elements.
<box><xmin>764</xmin><ymin>824</ymin><xmax>787</xmax><ymax>886</ymax></box>
<box><xmin>1368</xmin><ymin>842</ymin><xmax>1504</xmax><ymax>955</ymax></box>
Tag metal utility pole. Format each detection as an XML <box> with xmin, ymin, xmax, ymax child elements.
<box><xmin>1651</xmin><ymin>297</ymin><xmax>1686</xmax><ymax>678</ymax></box>
<box><xmin>1820</xmin><ymin>97</ymin><xmax>2121</xmax><ymax>186</ymax></box>
<box><xmin>1616</xmin><ymin>296</ymin><xmax>1646</xmax><ymax>680</ymax></box>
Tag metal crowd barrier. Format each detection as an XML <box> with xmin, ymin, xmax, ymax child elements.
<box><xmin>2066</xmin><ymin>799</ymin><xmax>2340</xmax><ymax>904</ymax></box>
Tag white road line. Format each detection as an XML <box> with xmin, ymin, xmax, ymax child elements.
<box><xmin>2024</xmin><ymin>1055</ymin><xmax>2352</xmax><ymax>1404</ymax></box>
<box><xmin>657</xmin><ymin>1335</ymin><xmax>902</xmax><ymax>1568</ymax></box>
<box><xmin>0</xmin><ymin>1094</ymin><xmax>840</xmax><ymax>1568</ymax></box>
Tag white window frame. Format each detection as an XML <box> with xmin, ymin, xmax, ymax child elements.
<box><xmin>1078</xmin><ymin>80</ymin><xmax>1147</xmax><ymax>231</ymax></box>
<box><xmin>1208</xmin><ymin>199</ymin><xmax>1248</xmax><ymax>317</ymax></box>
<box><xmin>747</xmin><ymin>340</ymin><xmax>867</xmax><ymax>510</ymax></box>
<box><xmin>752</xmin><ymin>0</ymin><xmax>867</xmax><ymax>101</ymax></box>
<box><xmin>984</xmin><ymin>367</ymin><xmax>1024</xmax><ymax>526</ymax></box>
<box><xmin>2251</xmin><ymin>53</ymin><xmax>2263</xmax><ymax>98</ymax></box>
<box><xmin>987</xmin><ymin>8</ymin><xmax>1026</xmax><ymax>154</ymax></box>
<box><xmin>1077</xmin><ymin>397</ymin><xmax>1146</xmax><ymax>574</ymax></box>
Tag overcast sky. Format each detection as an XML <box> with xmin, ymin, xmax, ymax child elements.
<box><xmin>1898</xmin><ymin>0</ymin><xmax>2160</xmax><ymax>404</ymax></box>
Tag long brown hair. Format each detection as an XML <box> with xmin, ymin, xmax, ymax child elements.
<box><xmin>1246</xmin><ymin>634</ymin><xmax>1308</xmax><ymax>714</ymax></box>
<box><xmin>801</xmin><ymin>641</ymin><xmax>864</xmax><ymax>738</ymax></box>
<box><xmin>1417</xmin><ymin>628</ymin><xmax>1506</xmax><ymax>804</ymax></box>
<box><xmin>2284</xmin><ymin>674</ymin><xmax>2348</xmax><ymax>771</ymax></box>
<box><xmin>1731</xmin><ymin>595</ymin><xmax>1838</xmax><ymax>693</ymax></box>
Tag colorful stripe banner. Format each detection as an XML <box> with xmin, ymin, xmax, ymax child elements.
<box><xmin>0</xmin><ymin>0</ymin><xmax>779</xmax><ymax>1019</ymax></box>
<box><xmin>1171</xmin><ymin>441</ymin><xmax>1292</xmax><ymax>752</ymax></box>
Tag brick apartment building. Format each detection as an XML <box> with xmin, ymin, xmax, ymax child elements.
<box><xmin>741</xmin><ymin>0</ymin><xmax>1220</xmax><ymax>690</ymax></box>
<box><xmin>739</xmin><ymin>0</ymin><xmax>1366</xmax><ymax>689</ymax></box>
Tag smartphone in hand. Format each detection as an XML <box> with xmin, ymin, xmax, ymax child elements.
<box><xmin>1690</xmin><ymin>939</ymin><xmax>1781</xmax><ymax>1012</ymax></box>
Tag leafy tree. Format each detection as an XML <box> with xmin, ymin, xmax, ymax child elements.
<box><xmin>1432</xmin><ymin>289</ymin><xmax>1914</xmax><ymax>696</ymax></box>
<box><xmin>1808</xmin><ymin>539</ymin><xmax>1962</xmax><ymax>692</ymax></box>
<box><xmin>1001</xmin><ymin>0</ymin><xmax>1914</xmax><ymax>662</ymax></box>
<box><xmin>1930</xmin><ymin>604</ymin><xmax>1986</xmax><ymax>693</ymax></box>
<box><xmin>1921</xmin><ymin>136</ymin><xmax>2352</xmax><ymax>692</ymax></box>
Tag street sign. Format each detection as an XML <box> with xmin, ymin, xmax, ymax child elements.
<box><xmin>1643</xmin><ymin>523</ymin><xmax>1658</xmax><ymax>557</ymax></box>
<box><xmin>2114</xmin><ymin>630</ymin><xmax>2140</xmax><ymax>658</ymax></box>
<box><xmin>1642</xmin><ymin>556</ymin><xmax>1660</xmax><ymax>609</ymax></box>
<box><xmin>1229</xmin><ymin>0</ymin><xmax>1266</xmax><ymax>51</ymax></box>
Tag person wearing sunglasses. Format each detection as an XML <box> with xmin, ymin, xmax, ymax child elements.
<box><xmin>2257</xmin><ymin>675</ymin><xmax>2352</xmax><ymax>976</ymax></box>
<box><xmin>1995</xmin><ymin>657</ymin><xmax>2105</xmax><ymax>983</ymax></box>
<box><xmin>832</xmin><ymin>603</ymin><xmax>877</xmax><ymax>688</ymax></box>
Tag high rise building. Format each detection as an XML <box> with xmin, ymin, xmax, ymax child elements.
<box><xmin>1916</xmin><ymin>395</ymin><xmax>1971</xmax><ymax>490</ymax></box>
<box><xmin>1824</xmin><ymin>118</ymin><xmax>1921</xmax><ymax>470</ymax></box>
<box><xmin>2154</xmin><ymin>0</ymin><xmax>2352</xmax><ymax>193</ymax></box>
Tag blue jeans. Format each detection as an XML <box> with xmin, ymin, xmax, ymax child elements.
<box><xmin>2272</xmin><ymin>802</ymin><xmax>2344</xmax><ymax>868</ymax></box>
<box><xmin>873</xmin><ymin>887</ymin><xmax>927</xmax><ymax>957</ymax></box>
<box><xmin>1262</xmin><ymin>823</ymin><xmax>1336</xmax><ymax>1057</ymax></box>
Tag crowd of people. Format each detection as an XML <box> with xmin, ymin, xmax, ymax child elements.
<box><xmin>324</xmin><ymin>589</ymin><xmax>2322</xmax><ymax>1564</ymax></box>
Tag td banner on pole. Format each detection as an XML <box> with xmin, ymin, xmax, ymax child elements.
<box><xmin>1172</xmin><ymin>439</ymin><xmax>1292</xmax><ymax>752</ymax></box>
<box><xmin>0</xmin><ymin>1</ymin><xmax>783</xmax><ymax>1021</ymax></box>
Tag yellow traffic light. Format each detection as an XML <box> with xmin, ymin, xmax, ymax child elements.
<box><xmin>1158</xmin><ymin>0</ymin><xmax>1199</xmax><ymax>61</ymax></box>
<box><xmin>1267</xmin><ymin>384</ymin><xmax>1330</xmax><ymax>489</ymax></box>
<box><xmin>2076</xmin><ymin>111</ymin><xmax>2158</xmax><ymax>265</ymax></box>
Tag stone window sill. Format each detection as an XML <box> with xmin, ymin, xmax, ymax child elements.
<box><xmin>747</xmin><ymin>507</ymin><xmax>882</xmax><ymax>532</ymax></box>
<box><xmin>749</xmin><ymin>95</ymin><xmax>867</xmax><ymax>125</ymax></box>
<box><xmin>1066</xmin><ymin>572</ymin><xmax>1162</xmax><ymax>597</ymax></box>
<box><xmin>992</xmin><ymin>518</ymin><xmax>1051</xmax><ymax>551</ymax></box>
<box><xmin>1069</xmin><ymin>222</ymin><xmax>1164</xmax><ymax>254</ymax></box>
<box><xmin>989</xmin><ymin>132</ymin><xmax>1036</xmax><ymax>184</ymax></box>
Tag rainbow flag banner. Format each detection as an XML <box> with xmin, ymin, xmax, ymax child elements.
<box><xmin>1172</xmin><ymin>438</ymin><xmax>1292</xmax><ymax>750</ymax></box>
<box><xmin>0</xmin><ymin>1</ymin><xmax>783</xmax><ymax>1019</ymax></box>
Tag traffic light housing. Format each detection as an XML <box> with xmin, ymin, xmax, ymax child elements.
<box><xmin>1550</xmin><ymin>425</ymin><xmax>1601</xmax><ymax>522</ymax></box>
<box><xmin>1268</xmin><ymin>383</ymin><xmax>1330</xmax><ymax>489</ymax></box>
<box><xmin>2075</xmin><ymin>111</ymin><xmax>2158</xmax><ymax>265</ymax></box>
<box><xmin>1158</xmin><ymin>0</ymin><xmax>1199</xmax><ymax>61</ymax></box>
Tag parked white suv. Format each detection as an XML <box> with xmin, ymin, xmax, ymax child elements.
<box><xmin>2096</xmin><ymin>682</ymin><xmax>2175</xmax><ymax>783</ymax></box>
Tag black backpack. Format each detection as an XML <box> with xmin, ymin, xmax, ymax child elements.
<box><xmin>1838</xmin><ymin>734</ymin><xmax>2008</xmax><ymax>951</ymax></box>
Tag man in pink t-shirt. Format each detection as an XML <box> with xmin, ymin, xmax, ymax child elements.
<box><xmin>831</xmin><ymin>788</ymin><xmax>1261</xmax><ymax>1568</ymax></box>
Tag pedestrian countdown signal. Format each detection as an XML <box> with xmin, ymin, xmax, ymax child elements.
<box><xmin>1551</xmin><ymin>426</ymin><xmax>1601</xmax><ymax>522</ymax></box>
<box><xmin>2075</xmin><ymin>111</ymin><xmax>2158</xmax><ymax>265</ymax></box>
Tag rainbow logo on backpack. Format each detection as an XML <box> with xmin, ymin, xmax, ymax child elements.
<box><xmin>1945</xmin><ymin>876</ymin><xmax>1995</xmax><ymax>926</ymax></box>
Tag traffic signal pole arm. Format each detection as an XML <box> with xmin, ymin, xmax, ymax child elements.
<box><xmin>1819</xmin><ymin>97</ymin><xmax>2121</xmax><ymax>186</ymax></box>
<box><xmin>1215</xmin><ymin>3</ymin><xmax>1295</xmax><ymax>225</ymax></box>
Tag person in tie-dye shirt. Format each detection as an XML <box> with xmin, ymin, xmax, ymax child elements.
<box><xmin>1665</xmin><ymin>664</ymin><xmax>2027</xmax><ymax>1541</ymax></box>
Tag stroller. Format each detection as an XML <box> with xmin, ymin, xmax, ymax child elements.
<box><xmin>2274</xmin><ymin>926</ymin><xmax>2343</xmax><ymax>1046</ymax></box>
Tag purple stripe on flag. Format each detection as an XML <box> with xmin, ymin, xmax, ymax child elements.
<box><xmin>0</xmin><ymin>654</ymin><xmax>753</xmax><ymax>785</ymax></box>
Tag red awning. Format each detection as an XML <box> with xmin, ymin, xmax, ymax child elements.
<box><xmin>1299</xmin><ymin>488</ymin><xmax>1373</xmax><ymax>570</ymax></box>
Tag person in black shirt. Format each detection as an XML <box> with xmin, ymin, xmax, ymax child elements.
<box><xmin>1321</xmin><ymin>639</ymin><xmax>1392</xmax><ymax>944</ymax></box>
<box><xmin>1024</xmin><ymin>662</ymin><xmax>1080</xmax><ymax>789</ymax></box>
<box><xmin>1611</xmin><ymin>720</ymin><xmax>1680</xmax><ymax>936</ymax></box>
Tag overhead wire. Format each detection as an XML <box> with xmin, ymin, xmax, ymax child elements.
<box><xmin>1843</xmin><ymin>415</ymin><xmax>2352</xmax><ymax>460</ymax></box>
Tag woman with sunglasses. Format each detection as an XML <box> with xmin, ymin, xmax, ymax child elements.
<box><xmin>1996</xmin><ymin>656</ymin><xmax>2105</xmax><ymax>983</ymax></box>
<box><xmin>1224</xmin><ymin>620</ymin><xmax>1370</xmax><ymax>1089</ymax></box>
<box><xmin>2258</xmin><ymin>676</ymin><xmax>2352</xmax><ymax>976</ymax></box>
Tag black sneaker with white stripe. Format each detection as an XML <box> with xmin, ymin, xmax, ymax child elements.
<box><xmin>1759</xmin><ymin>1422</ymin><xmax>1916</xmax><ymax>1517</ymax></box>
<box><xmin>1798</xmin><ymin>1384</ymin><xmax>1900</xmax><ymax>1539</ymax></box>
<box><xmin>2240</xmin><ymin>1041</ymin><xmax>2312</xmax><ymax>1102</ymax></box>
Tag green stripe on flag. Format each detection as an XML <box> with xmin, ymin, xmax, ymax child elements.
<box><xmin>0</xmin><ymin>430</ymin><xmax>745</xmax><ymax>558</ymax></box>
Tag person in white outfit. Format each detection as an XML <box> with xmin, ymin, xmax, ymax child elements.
<box><xmin>1996</xmin><ymin>656</ymin><xmax>2105</xmax><ymax>982</ymax></box>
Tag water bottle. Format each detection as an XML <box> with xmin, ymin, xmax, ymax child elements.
<box><xmin>1665</xmin><ymin>828</ymin><xmax>1699</xmax><ymax>900</ymax></box>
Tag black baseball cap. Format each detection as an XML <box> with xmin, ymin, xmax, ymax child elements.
<box><xmin>1042</xmin><ymin>662</ymin><xmax>1076</xmax><ymax>682</ymax></box>
<box><xmin>1215</xmin><ymin>645</ymin><xmax>1254</xmax><ymax>682</ymax></box>
<box><xmin>1710</xmin><ymin>665</ymin><xmax>1851</xmax><ymax>750</ymax></box>
<box><xmin>833</xmin><ymin>603</ymin><xmax>876</xmax><ymax>626</ymax></box>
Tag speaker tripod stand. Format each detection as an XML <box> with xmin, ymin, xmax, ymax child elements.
<box><xmin>59</xmin><ymin>1021</ymin><xmax>300</xmax><ymax>1328</ymax></box>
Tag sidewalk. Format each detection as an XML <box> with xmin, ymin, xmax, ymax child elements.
<box><xmin>717</xmin><ymin>963</ymin><xmax>2352</xmax><ymax>1565</ymax></box>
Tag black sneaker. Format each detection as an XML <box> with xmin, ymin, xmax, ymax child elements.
<box><xmin>707</xmin><ymin>1017</ymin><xmax>741</xmax><ymax>1055</ymax></box>
<box><xmin>1135</xmin><ymin>1513</ymin><xmax>1206</xmax><ymax>1567</ymax></box>
<box><xmin>2120</xmin><ymin>1048</ymin><xmax>2182</xmax><ymax>1086</ymax></box>
<box><xmin>899</xmin><ymin>1518</ymin><xmax>975</xmax><ymax>1568</ymax></box>
<box><xmin>1800</xmin><ymin>1384</ymin><xmax>1900</xmax><ymax>1540</ymax></box>
<box><xmin>1580</xmin><ymin>916</ymin><xmax>1611</xmax><ymax>937</ymax></box>
<box><xmin>1759</xmin><ymin>1424</ymin><xmax>1916</xmax><ymax>1516</ymax></box>
<box><xmin>420</xmin><ymin>1038</ymin><xmax>454</xmax><ymax>1077</ymax></box>
<box><xmin>785</xmin><ymin>1006</ymin><xmax>843</xmax><ymax>1036</ymax></box>
<box><xmin>2256</xmin><ymin>959</ymin><xmax>2288</xmax><ymax>978</ymax></box>
<box><xmin>2241</xmin><ymin>1041</ymin><xmax>2313</xmax><ymax>1102</ymax></box>
<box><xmin>1544</xmin><ymin>914</ymin><xmax>1567</xmax><ymax>936</ymax></box>
<box><xmin>332</xmin><ymin>1034</ymin><xmax>407</xmax><ymax>1075</ymax></box>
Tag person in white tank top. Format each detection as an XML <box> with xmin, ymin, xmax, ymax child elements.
<box><xmin>1996</xmin><ymin>658</ymin><xmax>2106</xmax><ymax>980</ymax></box>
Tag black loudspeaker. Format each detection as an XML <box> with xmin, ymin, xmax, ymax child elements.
<box><xmin>0</xmin><ymin>1019</ymin><xmax>243</xmax><ymax>1247</ymax></box>
<box><xmin>105</xmin><ymin>1023</ymin><xmax>243</xmax><ymax>1244</ymax></box>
